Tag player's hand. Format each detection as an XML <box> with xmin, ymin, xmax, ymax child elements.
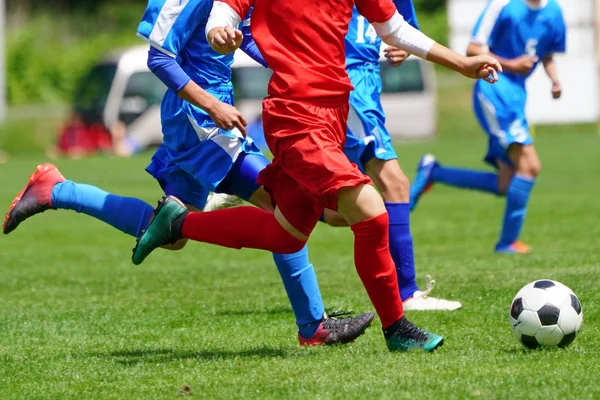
<box><xmin>207</xmin><ymin>26</ymin><xmax>243</xmax><ymax>55</ymax></box>
<box><xmin>460</xmin><ymin>55</ymin><xmax>503</xmax><ymax>83</ymax></box>
<box><xmin>551</xmin><ymin>81</ymin><xmax>562</xmax><ymax>99</ymax></box>
<box><xmin>510</xmin><ymin>55</ymin><xmax>539</xmax><ymax>75</ymax></box>
<box><xmin>208</xmin><ymin>101</ymin><xmax>248</xmax><ymax>136</ymax></box>
<box><xmin>384</xmin><ymin>47</ymin><xmax>409</xmax><ymax>67</ymax></box>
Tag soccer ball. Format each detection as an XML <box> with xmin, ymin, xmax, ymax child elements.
<box><xmin>509</xmin><ymin>279</ymin><xmax>583</xmax><ymax>349</ymax></box>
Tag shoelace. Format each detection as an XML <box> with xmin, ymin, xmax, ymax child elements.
<box><xmin>420</xmin><ymin>275</ymin><xmax>437</xmax><ymax>298</ymax></box>
<box><xmin>401</xmin><ymin>320</ymin><xmax>429</xmax><ymax>342</ymax></box>
<box><xmin>322</xmin><ymin>310</ymin><xmax>356</xmax><ymax>331</ymax></box>
<box><xmin>325</xmin><ymin>310</ymin><xmax>355</xmax><ymax>319</ymax></box>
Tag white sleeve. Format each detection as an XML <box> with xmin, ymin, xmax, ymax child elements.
<box><xmin>205</xmin><ymin>1</ymin><xmax>243</xmax><ymax>40</ymax></box>
<box><xmin>371</xmin><ymin>12</ymin><xmax>435</xmax><ymax>59</ymax></box>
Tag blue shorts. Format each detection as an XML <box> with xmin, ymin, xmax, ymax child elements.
<box><xmin>473</xmin><ymin>81</ymin><xmax>533</xmax><ymax>168</ymax></box>
<box><xmin>146</xmin><ymin>86</ymin><xmax>265</xmax><ymax>209</ymax></box>
<box><xmin>344</xmin><ymin>64</ymin><xmax>397</xmax><ymax>172</ymax></box>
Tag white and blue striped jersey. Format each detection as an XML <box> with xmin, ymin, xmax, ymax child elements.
<box><xmin>345</xmin><ymin>0</ymin><xmax>419</xmax><ymax>68</ymax></box>
<box><xmin>137</xmin><ymin>0</ymin><xmax>234</xmax><ymax>88</ymax></box>
<box><xmin>472</xmin><ymin>0</ymin><xmax>566</xmax><ymax>86</ymax></box>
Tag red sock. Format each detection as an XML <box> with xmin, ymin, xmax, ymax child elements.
<box><xmin>351</xmin><ymin>212</ymin><xmax>404</xmax><ymax>328</ymax></box>
<box><xmin>181</xmin><ymin>206</ymin><xmax>306</xmax><ymax>254</ymax></box>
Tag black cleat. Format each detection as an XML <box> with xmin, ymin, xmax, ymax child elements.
<box><xmin>299</xmin><ymin>311</ymin><xmax>375</xmax><ymax>346</ymax></box>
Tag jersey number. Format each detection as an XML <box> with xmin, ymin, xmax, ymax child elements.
<box><xmin>525</xmin><ymin>39</ymin><xmax>538</xmax><ymax>57</ymax></box>
<box><xmin>356</xmin><ymin>16</ymin><xmax>377</xmax><ymax>44</ymax></box>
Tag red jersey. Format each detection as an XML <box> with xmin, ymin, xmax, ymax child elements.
<box><xmin>221</xmin><ymin>0</ymin><xmax>396</xmax><ymax>103</ymax></box>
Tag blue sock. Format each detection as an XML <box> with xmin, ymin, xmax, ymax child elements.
<box><xmin>385</xmin><ymin>203</ymin><xmax>420</xmax><ymax>301</ymax></box>
<box><xmin>51</xmin><ymin>180</ymin><xmax>154</xmax><ymax>237</ymax></box>
<box><xmin>432</xmin><ymin>166</ymin><xmax>499</xmax><ymax>195</ymax></box>
<box><xmin>498</xmin><ymin>176</ymin><xmax>535</xmax><ymax>247</ymax></box>
<box><xmin>273</xmin><ymin>246</ymin><xmax>324</xmax><ymax>339</ymax></box>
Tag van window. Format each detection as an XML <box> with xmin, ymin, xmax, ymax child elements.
<box><xmin>231</xmin><ymin>59</ymin><xmax>425</xmax><ymax>101</ymax></box>
<box><xmin>231</xmin><ymin>66</ymin><xmax>272</xmax><ymax>101</ymax></box>
<box><xmin>73</xmin><ymin>64</ymin><xmax>118</xmax><ymax>124</ymax></box>
<box><xmin>379</xmin><ymin>58</ymin><xmax>425</xmax><ymax>93</ymax></box>
<box><xmin>119</xmin><ymin>71</ymin><xmax>166</xmax><ymax>125</ymax></box>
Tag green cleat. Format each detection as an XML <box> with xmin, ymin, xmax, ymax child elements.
<box><xmin>132</xmin><ymin>196</ymin><xmax>188</xmax><ymax>265</ymax></box>
<box><xmin>384</xmin><ymin>316</ymin><xmax>444</xmax><ymax>352</ymax></box>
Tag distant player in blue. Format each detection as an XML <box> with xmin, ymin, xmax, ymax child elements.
<box><xmin>3</xmin><ymin>0</ymin><xmax>374</xmax><ymax>345</ymax></box>
<box><xmin>341</xmin><ymin>1</ymin><xmax>461</xmax><ymax>311</ymax></box>
<box><xmin>410</xmin><ymin>0</ymin><xmax>566</xmax><ymax>254</ymax></box>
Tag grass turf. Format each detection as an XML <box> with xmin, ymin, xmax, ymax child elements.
<box><xmin>1</xmin><ymin>75</ymin><xmax>599</xmax><ymax>398</ymax></box>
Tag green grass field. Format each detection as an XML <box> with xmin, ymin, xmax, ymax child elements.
<box><xmin>1</xmin><ymin>76</ymin><xmax>599</xmax><ymax>398</ymax></box>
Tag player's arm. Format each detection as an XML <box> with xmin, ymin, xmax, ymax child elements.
<box><xmin>543</xmin><ymin>55</ymin><xmax>561</xmax><ymax>99</ymax></box>
<box><xmin>146</xmin><ymin>48</ymin><xmax>247</xmax><ymax>134</ymax></box>
<box><xmin>138</xmin><ymin>2</ymin><xmax>247</xmax><ymax>133</ymax></box>
<box><xmin>238</xmin><ymin>9</ymin><xmax>268</xmax><ymax>68</ymax></box>
<box><xmin>383</xmin><ymin>0</ymin><xmax>417</xmax><ymax>67</ymax></box>
<box><xmin>468</xmin><ymin>0</ymin><xmax>537</xmax><ymax>75</ymax></box>
<box><xmin>466</xmin><ymin>42</ymin><xmax>537</xmax><ymax>75</ymax></box>
<box><xmin>206</xmin><ymin>1</ymin><xmax>250</xmax><ymax>55</ymax></box>
<box><xmin>360</xmin><ymin>7</ymin><xmax>501</xmax><ymax>82</ymax></box>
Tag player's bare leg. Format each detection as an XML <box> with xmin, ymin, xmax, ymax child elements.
<box><xmin>365</xmin><ymin>158</ymin><xmax>461</xmax><ymax>311</ymax></box>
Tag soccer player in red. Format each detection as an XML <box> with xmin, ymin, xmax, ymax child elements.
<box><xmin>133</xmin><ymin>0</ymin><xmax>502</xmax><ymax>351</ymax></box>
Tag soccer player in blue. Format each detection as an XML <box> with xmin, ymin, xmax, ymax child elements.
<box><xmin>342</xmin><ymin>0</ymin><xmax>462</xmax><ymax>310</ymax></box>
<box><xmin>410</xmin><ymin>0</ymin><xmax>566</xmax><ymax>254</ymax></box>
<box><xmin>3</xmin><ymin>0</ymin><xmax>374</xmax><ymax>346</ymax></box>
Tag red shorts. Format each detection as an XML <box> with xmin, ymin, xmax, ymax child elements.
<box><xmin>258</xmin><ymin>97</ymin><xmax>372</xmax><ymax>236</ymax></box>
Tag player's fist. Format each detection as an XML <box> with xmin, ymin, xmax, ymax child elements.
<box><xmin>510</xmin><ymin>55</ymin><xmax>539</xmax><ymax>75</ymax></box>
<box><xmin>551</xmin><ymin>81</ymin><xmax>562</xmax><ymax>99</ymax></box>
<box><xmin>207</xmin><ymin>26</ymin><xmax>243</xmax><ymax>55</ymax></box>
<box><xmin>207</xmin><ymin>101</ymin><xmax>248</xmax><ymax>136</ymax></box>
<box><xmin>384</xmin><ymin>47</ymin><xmax>409</xmax><ymax>67</ymax></box>
<box><xmin>460</xmin><ymin>55</ymin><xmax>503</xmax><ymax>83</ymax></box>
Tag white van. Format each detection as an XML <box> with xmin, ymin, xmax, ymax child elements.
<box><xmin>72</xmin><ymin>45</ymin><xmax>437</xmax><ymax>152</ymax></box>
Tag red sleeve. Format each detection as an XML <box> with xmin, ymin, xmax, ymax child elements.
<box><xmin>217</xmin><ymin>0</ymin><xmax>253</xmax><ymax>20</ymax></box>
<box><xmin>355</xmin><ymin>0</ymin><xmax>396</xmax><ymax>23</ymax></box>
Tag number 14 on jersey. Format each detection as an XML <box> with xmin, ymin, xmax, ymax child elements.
<box><xmin>356</xmin><ymin>16</ymin><xmax>377</xmax><ymax>44</ymax></box>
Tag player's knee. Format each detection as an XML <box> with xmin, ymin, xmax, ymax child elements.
<box><xmin>338</xmin><ymin>184</ymin><xmax>386</xmax><ymax>225</ymax></box>
<box><xmin>366</xmin><ymin>160</ymin><xmax>409</xmax><ymax>202</ymax></box>
<box><xmin>379</xmin><ymin>170</ymin><xmax>410</xmax><ymax>200</ymax></box>
<box><xmin>518</xmin><ymin>157</ymin><xmax>541</xmax><ymax>179</ymax></box>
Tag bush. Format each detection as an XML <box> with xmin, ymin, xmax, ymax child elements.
<box><xmin>7</xmin><ymin>3</ymin><xmax>144</xmax><ymax>105</ymax></box>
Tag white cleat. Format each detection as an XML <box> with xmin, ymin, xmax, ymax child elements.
<box><xmin>402</xmin><ymin>275</ymin><xmax>462</xmax><ymax>311</ymax></box>
<box><xmin>204</xmin><ymin>192</ymin><xmax>244</xmax><ymax>212</ymax></box>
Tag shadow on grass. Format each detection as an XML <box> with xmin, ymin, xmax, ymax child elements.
<box><xmin>212</xmin><ymin>306</ymin><xmax>292</xmax><ymax>317</ymax></box>
<box><xmin>89</xmin><ymin>346</ymin><xmax>309</xmax><ymax>365</ymax></box>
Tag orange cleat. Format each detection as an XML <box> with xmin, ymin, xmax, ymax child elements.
<box><xmin>3</xmin><ymin>163</ymin><xmax>65</xmax><ymax>234</ymax></box>
<box><xmin>495</xmin><ymin>241</ymin><xmax>532</xmax><ymax>254</ymax></box>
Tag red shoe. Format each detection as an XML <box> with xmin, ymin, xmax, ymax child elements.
<box><xmin>298</xmin><ymin>311</ymin><xmax>375</xmax><ymax>346</ymax></box>
<box><xmin>3</xmin><ymin>163</ymin><xmax>65</xmax><ymax>234</ymax></box>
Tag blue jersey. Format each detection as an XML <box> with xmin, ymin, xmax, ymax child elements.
<box><xmin>472</xmin><ymin>0</ymin><xmax>566</xmax><ymax>86</ymax></box>
<box><xmin>345</xmin><ymin>0</ymin><xmax>419</xmax><ymax>67</ymax></box>
<box><xmin>137</xmin><ymin>0</ymin><xmax>233</xmax><ymax>89</ymax></box>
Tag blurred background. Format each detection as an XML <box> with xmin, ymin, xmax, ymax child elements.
<box><xmin>0</xmin><ymin>0</ymin><xmax>594</xmax><ymax>162</ymax></box>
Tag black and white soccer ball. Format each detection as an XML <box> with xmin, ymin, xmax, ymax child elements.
<box><xmin>509</xmin><ymin>279</ymin><xmax>583</xmax><ymax>349</ymax></box>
